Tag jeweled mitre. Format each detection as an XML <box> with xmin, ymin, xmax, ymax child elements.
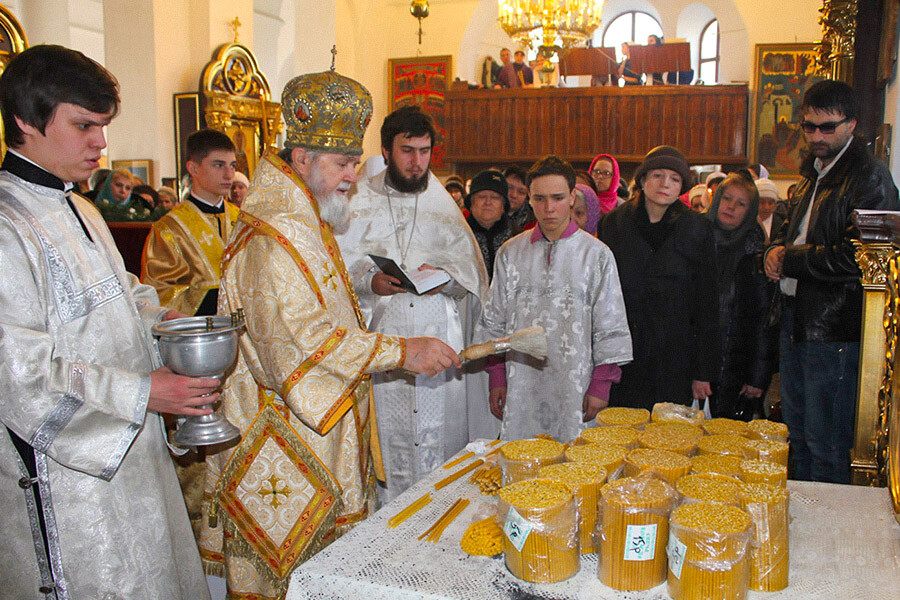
<box><xmin>281</xmin><ymin>70</ymin><xmax>372</xmax><ymax>156</ymax></box>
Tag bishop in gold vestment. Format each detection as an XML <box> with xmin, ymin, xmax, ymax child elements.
<box><xmin>200</xmin><ymin>70</ymin><xmax>461</xmax><ymax>599</ymax></box>
<box><xmin>200</xmin><ymin>152</ymin><xmax>403</xmax><ymax>598</ymax></box>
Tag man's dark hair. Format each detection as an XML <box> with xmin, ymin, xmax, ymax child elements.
<box><xmin>186</xmin><ymin>129</ymin><xmax>236</xmax><ymax>164</ymax></box>
<box><xmin>526</xmin><ymin>155</ymin><xmax>576</xmax><ymax>191</ymax></box>
<box><xmin>503</xmin><ymin>165</ymin><xmax>528</xmax><ymax>185</ymax></box>
<box><xmin>0</xmin><ymin>45</ymin><xmax>120</xmax><ymax>148</ymax></box>
<box><xmin>800</xmin><ymin>80</ymin><xmax>858</xmax><ymax>120</ymax></box>
<box><xmin>514</xmin><ymin>50</ymin><xmax>525</xmax><ymax>57</ymax></box>
<box><xmin>380</xmin><ymin>105</ymin><xmax>436</xmax><ymax>151</ymax></box>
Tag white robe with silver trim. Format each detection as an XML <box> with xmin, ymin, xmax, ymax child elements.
<box><xmin>337</xmin><ymin>171</ymin><xmax>490</xmax><ymax>504</ymax></box>
<box><xmin>0</xmin><ymin>172</ymin><xmax>209</xmax><ymax>600</ymax></box>
<box><xmin>478</xmin><ymin>228</ymin><xmax>633</xmax><ymax>443</ymax></box>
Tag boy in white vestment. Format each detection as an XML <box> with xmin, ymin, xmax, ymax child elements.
<box><xmin>480</xmin><ymin>155</ymin><xmax>633</xmax><ymax>442</ymax></box>
<box><xmin>0</xmin><ymin>44</ymin><xmax>213</xmax><ymax>599</ymax></box>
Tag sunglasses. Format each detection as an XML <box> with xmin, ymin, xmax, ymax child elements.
<box><xmin>799</xmin><ymin>117</ymin><xmax>850</xmax><ymax>134</ymax></box>
<box><xmin>592</xmin><ymin>170</ymin><xmax>614</xmax><ymax>178</ymax></box>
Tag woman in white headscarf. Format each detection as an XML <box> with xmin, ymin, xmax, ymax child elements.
<box><xmin>229</xmin><ymin>171</ymin><xmax>250</xmax><ymax>207</ymax></box>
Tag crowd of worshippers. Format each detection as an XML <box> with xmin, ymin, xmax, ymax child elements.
<box><xmin>3</xmin><ymin>42</ymin><xmax>898</xmax><ymax>600</ymax></box>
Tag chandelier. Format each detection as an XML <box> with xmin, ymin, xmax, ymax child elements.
<box><xmin>498</xmin><ymin>0</ymin><xmax>605</xmax><ymax>51</ymax></box>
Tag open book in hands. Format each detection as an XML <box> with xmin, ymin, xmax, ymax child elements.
<box><xmin>368</xmin><ymin>254</ymin><xmax>451</xmax><ymax>295</ymax></box>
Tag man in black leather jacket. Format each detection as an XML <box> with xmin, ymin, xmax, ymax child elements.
<box><xmin>764</xmin><ymin>80</ymin><xmax>900</xmax><ymax>484</ymax></box>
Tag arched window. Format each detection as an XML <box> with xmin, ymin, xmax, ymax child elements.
<box><xmin>699</xmin><ymin>19</ymin><xmax>719</xmax><ymax>83</ymax></box>
<box><xmin>598</xmin><ymin>11</ymin><xmax>664</xmax><ymax>62</ymax></box>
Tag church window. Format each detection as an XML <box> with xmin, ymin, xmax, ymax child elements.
<box><xmin>699</xmin><ymin>19</ymin><xmax>720</xmax><ymax>84</ymax></box>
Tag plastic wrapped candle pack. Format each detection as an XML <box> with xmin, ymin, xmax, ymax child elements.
<box><xmin>580</xmin><ymin>426</ymin><xmax>639</xmax><ymax>449</ymax></box>
<box><xmin>644</xmin><ymin>421</ymin><xmax>705</xmax><ymax>441</ymax></box>
<box><xmin>747</xmin><ymin>419</ymin><xmax>789</xmax><ymax>442</ymax></box>
<box><xmin>742</xmin><ymin>439</ymin><xmax>789</xmax><ymax>468</ymax></box>
<box><xmin>539</xmin><ymin>462</ymin><xmax>607</xmax><ymax>553</ymax></box>
<box><xmin>738</xmin><ymin>482</ymin><xmax>789</xmax><ymax>591</ymax></box>
<box><xmin>702</xmin><ymin>418</ymin><xmax>750</xmax><ymax>437</ymax></box>
<box><xmin>651</xmin><ymin>402</ymin><xmax>705</xmax><ymax>427</ymax></box>
<box><xmin>497</xmin><ymin>479</ymin><xmax>579</xmax><ymax>583</ymax></box>
<box><xmin>739</xmin><ymin>459</ymin><xmax>788</xmax><ymax>488</ymax></box>
<box><xmin>691</xmin><ymin>454</ymin><xmax>744</xmax><ymax>479</ymax></box>
<box><xmin>596</xmin><ymin>407</ymin><xmax>650</xmax><ymax>429</ymax></box>
<box><xmin>624</xmin><ymin>448</ymin><xmax>692</xmax><ymax>484</ymax></box>
<box><xmin>698</xmin><ymin>434</ymin><xmax>749</xmax><ymax>457</ymax></box>
<box><xmin>638</xmin><ymin>426</ymin><xmax>700</xmax><ymax>457</ymax></box>
<box><xmin>565</xmin><ymin>443</ymin><xmax>628</xmax><ymax>479</ymax></box>
<box><xmin>597</xmin><ymin>473</ymin><xmax>676</xmax><ymax>590</ymax></box>
<box><xmin>667</xmin><ymin>503</ymin><xmax>752</xmax><ymax>600</ymax></box>
<box><xmin>500</xmin><ymin>438</ymin><xmax>565</xmax><ymax>485</ymax></box>
<box><xmin>675</xmin><ymin>473</ymin><xmax>742</xmax><ymax>506</ymax></box>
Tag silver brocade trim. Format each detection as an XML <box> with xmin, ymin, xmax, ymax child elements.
<box><xmin>99</xmin><ymin>374</ymin><xmax>149</xmax><ymax>481</ymax></box>
<box><xmin>35</xmin><ymin>452</ymin><xmax>70</xmax><ymax>600</ymax></box>
<box><xmin>11</xmin><ymin>450</ymin><xmax>55</xmax><ymax>597</ymax></box>
<box><xmin>0</xmin><ymin>184</ymin><xmax>125</xmax><ymax>324</ymax></box>
<box><xmin>30</xmin><ymin>364</ymin><xmax>86</xmax><ymax>453</ymax></box>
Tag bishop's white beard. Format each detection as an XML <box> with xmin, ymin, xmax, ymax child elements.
<box><xmin>317</xmin><ymin>189</ymin><xmax>350</xmax><ymax>233</ymax></box>
<box><xmin>307</xmin><ymin>157</ymin><xmax>351</xmax><ymax>233</ymax></box>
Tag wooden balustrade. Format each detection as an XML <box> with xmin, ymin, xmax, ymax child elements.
<box><xmin>444</xmin><ymin>84</ymin><xmax>748</xmax><ymax>167</ymax></box>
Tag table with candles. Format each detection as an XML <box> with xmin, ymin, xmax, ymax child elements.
<box><xmin>286</xmin><ymin>442</ymin><xmax>900</xmax><ymax>600</ymax></box>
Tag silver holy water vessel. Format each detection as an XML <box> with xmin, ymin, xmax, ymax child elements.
<box><xmin>152</xmin><ymin>310</ymin><xmax>245</xmax><ymax>446</ymax></box>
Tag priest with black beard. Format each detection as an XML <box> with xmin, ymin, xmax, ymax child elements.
<box><xmin>336</xmin><ymin>105</ymin><xmax>489</xmax><ymax>504</ymax></box>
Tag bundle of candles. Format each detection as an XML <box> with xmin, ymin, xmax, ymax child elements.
<box><xmin>497</xmin><ymin>479</ymin><xmax>579</xmax><ymax>583</ymax></box>
<box><xmin>597</xmin><ymin>473</ymin><xmax>677</xmax><ymax>590</ymax></box>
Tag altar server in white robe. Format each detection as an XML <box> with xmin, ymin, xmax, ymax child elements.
<box><xmin>0</xmin><ymin>45</ymin><xmax>213</xmax><ymax>600</ymax></box>
<box><xmin>479</xmin><ymin>155</ymin><xmax>634</xmax><ymax>443</ymax></box>
<box><xmin>338</xmin><ymin>105</ymin><xmax>489</xmax><ymax>504</ymax></box>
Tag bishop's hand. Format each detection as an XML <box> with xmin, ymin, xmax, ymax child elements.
<box><xmin>402</xmin><ymin>336</ymin><xmax>460</xmax><ymax>376</ymax></box>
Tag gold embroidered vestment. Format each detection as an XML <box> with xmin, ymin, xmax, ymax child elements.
<box><xmin>199</xmin><ymin>154</ymin><xmax>404</xmax><ymax>599</ymax></box>
<box><xmin>141</xmin><ymin>199</ymin><xmax>239</xmax><ymax>315</ymax></box>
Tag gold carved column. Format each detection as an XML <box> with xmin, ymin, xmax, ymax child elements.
<box><xmin>853</xmin><ymin>210</ymin><xmax>900</xmax><ymax>524</ymax></box>
<box><xmin>816</xmin><ymin>0</ymin><xmax>858</xmax><ymax>82</ymax></box>
<box><xmin>886</xmin><ymin>245</ymin><xmax>900</xmax><ymax>523</ymax></box>
<box><xmin>852</xmin><ymin>240</ymin><xmax>893</xmax><ymax>485</ymax></box>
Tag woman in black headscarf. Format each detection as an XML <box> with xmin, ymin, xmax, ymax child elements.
<box><xmin>706</xmin><ymin>172</ymin><xmax>777</xmax><ymax>419</ymax></box>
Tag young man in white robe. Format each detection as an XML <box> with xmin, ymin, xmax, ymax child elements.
<box><xmin>337</xmin><ymin>106</ymin><xmax>489</xmax><ymax>504</ymax></box>
<box><xmin>479</xmin><ymin>155</ymin><xmax>633</xmax><ymax>442</ymax></box>
<box><xmin>0</xmin><ymin>44</ymin><xmax>215</xmax><ymax>599</ymax></box>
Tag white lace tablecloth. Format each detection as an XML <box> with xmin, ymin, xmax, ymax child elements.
<box><xmin>287</xmin><ymin>454</ymin><xmax>900</xmax><ymax>600</ymax></box>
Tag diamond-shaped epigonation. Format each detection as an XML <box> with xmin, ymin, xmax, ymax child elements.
<box><xmin>219</xmin><ymin>423</ymin><xmax>337</xmax><ymax>572</ymax></box>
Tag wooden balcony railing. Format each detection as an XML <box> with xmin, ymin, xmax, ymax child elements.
<box><xmin>444</xmin><ymin>84</ymin><xmax>748</xmax><ymax>167</ymax></box>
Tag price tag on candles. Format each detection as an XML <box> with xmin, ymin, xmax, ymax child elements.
<box><xmin>623</xmin><ymin>523</ymin><xmax>657</xmax><ymax>561</ymax></box>
<box><xmin>504</xmin><ymin>507</ymin><xmax>533</xmax><ymax>552</ymax></box>
<box><xmin>667</xmin><ymin>532</ymin><xmax>687</xmax><ymax>578</ymax></box>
